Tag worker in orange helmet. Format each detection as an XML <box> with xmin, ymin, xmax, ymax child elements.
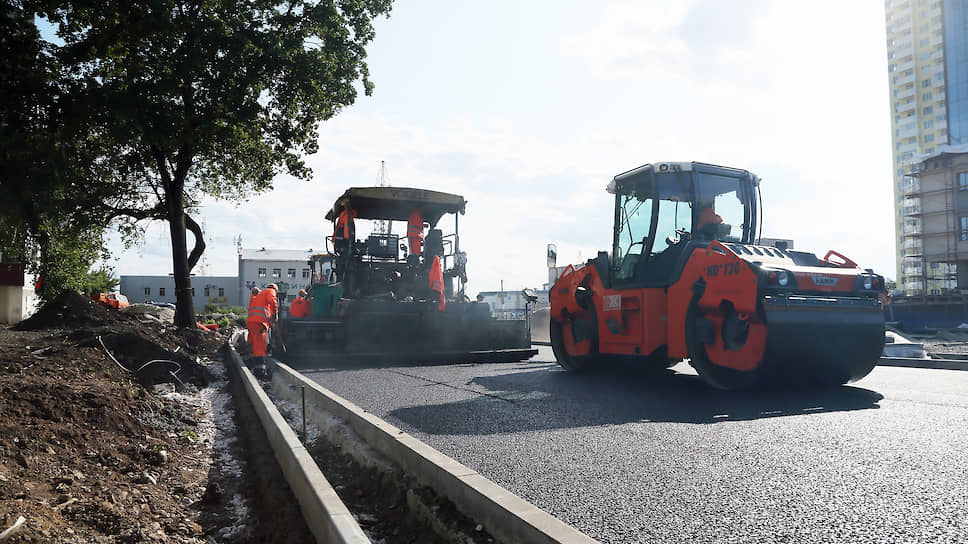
<box><xmin>407</xmin><ymin>206</ymin><xmax>425</xmax><ymax>257</ymax></box>
<box><xmin>248</xmin><ymin>286</ymin><xmax>261</xmax><ymax>307</ymax></box>
<box><xmin>289</xmin><ymin>289</ymin><xmax>311</xmax><ymax>318</ymax></box>
<box><xmin>696</xmin><ymin>205</ymin><xmax>724</xmax><ymax>240</ymax></box>
<box><xmin>246</xmin><ymin>283</ymin><xmax>278</xmax><ymax>378</ymax></box>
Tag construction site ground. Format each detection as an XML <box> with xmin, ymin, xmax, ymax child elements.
<box><xmin>0</xmin><ymin>293</ymin><xmax>313</xmax><ymax>543</ymax></box>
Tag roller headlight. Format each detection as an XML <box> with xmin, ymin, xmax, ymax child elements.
<box><xmin>777</xmin><ymin>271</ymin><xmax>790</xmax><ymax>287</ymax></box>
<box><xmin>863</xmin><ymin>276</ymin><xmax>873</xmax><ymax>290</ymax></box>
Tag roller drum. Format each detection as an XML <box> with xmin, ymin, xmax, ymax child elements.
<box><xmin>759</xmin><ymin>295</ymin><xmax>884</xmax><ymax>386</ymax></box>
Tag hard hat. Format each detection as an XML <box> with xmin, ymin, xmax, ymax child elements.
<box><xmin>266</xmin><ymin>283</ymin><xmax>278</xmax><ymax>290</ymax></box>
<box><xmin>298</xmin><ymin>289</ymin><xmax>307</xmax><ymax>296</ymax></box>
<box><xmin>251</xmin><ymin>286</ymin><xmax>261</xmax><ymax>294</ymax></box>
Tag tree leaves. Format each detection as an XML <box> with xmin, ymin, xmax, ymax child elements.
<box><xmin>4</xmin><ymin>0</ymin><xmax>393</xmax><ymax>324</ymax></box>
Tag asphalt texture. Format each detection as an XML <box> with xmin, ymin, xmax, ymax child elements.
<box><xmin>288</xmin><ymin>347</ymin><xmax>968</xmax><ymax>543</ymax></box>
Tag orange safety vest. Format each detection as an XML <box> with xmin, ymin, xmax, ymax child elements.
<box><xmin>247</xmin><ymin>289</ymin><xmax>278</xmax><ymax>327</ymax></box>
<box><xmin>290</xmin><ymin>297</ymin><xmax>310</xmax><ymax>318</ymax></box>
<box><xmin>407</xmin><ymin>209</ymin><xmax>424</xmax><ymax>254</ymax></box>
<box><xmin>335</xmin><ymin>208</ymin><xmax>357</xmax><ymax>239</ymax></box>
<box><xmin>429</xmin><ymin>255</ymin><xmax>445</xmax><ymax>311</ymax></box>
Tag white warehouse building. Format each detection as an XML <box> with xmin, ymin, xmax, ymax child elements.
<box><xmin>120</xmin><ymin>275</ymin><xmax>240</xmax><ymax>308</ymax></box>
<box><xmin>238</xmin><ymin>248</ymin><xmax>317</xmax><ymax>306</ymax></box>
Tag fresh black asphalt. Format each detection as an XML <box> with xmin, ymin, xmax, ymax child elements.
<box><xmin>291</xmin><ymin>347</ymin><xmax>968</xmax><ymax>543</ymax></box>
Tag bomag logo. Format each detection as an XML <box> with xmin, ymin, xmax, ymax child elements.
<box><xmin>811</xmin><ymin>275</ymin><xmax>838</xmax><ymax>286</ymax></box>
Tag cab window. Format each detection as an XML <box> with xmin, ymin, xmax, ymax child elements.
<box><xmin>613</xmin><ymin>196</ymin><xmax>653</xmax><ymax>281</ymax></box>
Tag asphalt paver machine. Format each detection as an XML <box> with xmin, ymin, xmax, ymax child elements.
<box><xmin>549</xmin><ymin>161</ymin><xmax>885</xmax><ymax>389</ymax></box>
<box><xmin>278</xmin><ymin>186</ymin><xmax>537</xmax><ymax>362</ymax></box>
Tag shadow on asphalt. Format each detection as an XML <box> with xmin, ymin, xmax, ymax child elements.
<box><xmin>386</xmin><ymin>363</ymin><xmax>885</xmax><ymax>434</ymax></box>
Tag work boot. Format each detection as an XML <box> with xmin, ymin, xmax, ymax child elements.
<box><xmin>253</xmin><ymin>364</ymin><xmax>268</xmax><ymax>380</ymax></box>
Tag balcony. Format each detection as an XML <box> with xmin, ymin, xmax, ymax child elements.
<box><xmin>932</xmin><ymin>49</ymin><xmax>945</xmax><ymax>61</ymax></box>
<box><xmin>899</xmin><ymin>141</ymin><xmax>920</xmax><ymax>154</ymax></box>
<box><xmin>896</xmin><ymin>60</ymin><xmax>915</xmax><ymax>74</ymax></box>
<box><xmin>896</xmin><ymin>86</ymin><xmax>916</xmax><ymax>101</ymax></box>
<box><xmin>901</xmin><ymin>180</ymin><xmax>920</xmax><ymax>195</ymax></box>
<box><xmin>898</xmin><ymin>125</ymin><xmax>918</xmax><ymax>139</ymax></box>
<box><xmin>903</xmin><ymin>241</ymin><xmax>923</xmax><ymax>253</ymax></box>
<box><xmin>895</xmin><ymin>72</ymin><xmax>916</xmax><ymax>86</ymax></box>
<box><xmin>896</xmin><ymin>100</ymin><xmax>917</xmax><ymax>113</ymax></box>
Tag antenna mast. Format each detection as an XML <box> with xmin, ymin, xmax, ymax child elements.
<box><xmin>376</xmin><ymin>160</ymin><xmax>391</xmax><ymax>234</ymax></box>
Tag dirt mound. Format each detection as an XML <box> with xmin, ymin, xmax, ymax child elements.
<box><xmin>14</xmin><ymin>291</ymin><xmax>136</xmax><ymax>331</ymax></box>
<box><xmin>0</xmin><ymin>327</ymin><xmax>212</xmax><ymax>542</ymax></box>
<box><xmin>0</xmin><ymin>291</ymin><xmax>257</xmax><ymax>542</ymax></box>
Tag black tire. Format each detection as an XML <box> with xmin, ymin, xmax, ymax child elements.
<box><xmin>550</xmin><ymin>319</ymin><xmax>588</xmax><ymax>371</ymax></box>
<box><xmin>684</xmin><ymin>300</ymin><xmax>760</xmax><ymax>391</ymax></box>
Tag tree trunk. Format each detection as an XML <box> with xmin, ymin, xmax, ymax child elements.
<box><xmin>156</xmin><ymin>145</ymin><xmax>196</xmax><ymax>328</ymax></box>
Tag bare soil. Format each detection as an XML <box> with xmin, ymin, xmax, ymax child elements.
<box><xmin>0</xmin><ymin>292</ymin><xmax>312</xmax><ymax>543</ymax></box>
<box><xmin>307</xmin><ymin>437</ymin><xmax>498</xmax><ymax>544</ymax></box>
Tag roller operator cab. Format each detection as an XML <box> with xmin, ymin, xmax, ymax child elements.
<box><xmin>549</xmin><ymin>162</ymin><xmax>886</xmax><ymax>389</ymax></box>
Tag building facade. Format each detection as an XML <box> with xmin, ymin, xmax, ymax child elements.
<box><xmin>886</xmin><ymin>0</ymin><xmax>968</xmax><ymax>294</ymax></box>
<box><xmin>119</xmin><ymin>275</ymin><xmax>240</xmax><ymax>308</ymax></box>
<box><xmin>238</xmin><ymin>248</ymin><xmax>319</xmax><ymax>306</ymax></box>
<box><xmin>903</xmin><ymin>146</ymin><xmax>968</xmax><ymax>290</ymax></box>
<box><xmin>477</xmin><ymin>289</ymin><xmax>550</xmax><ymax>320</ymax></box>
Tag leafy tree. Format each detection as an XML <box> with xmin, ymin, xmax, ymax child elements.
<box><xmin>0</xmin><ymin>4</ymin><xmax>119</xmax><ymax>301</ymax></box>
<box><xmin>78</xmin><ymin>267</ymin><xmax>121</xmax><ymax>296</ymax></box>
<box><xmin>31</xmin><ymin>0</ymin><xmax>392</xmax><ymax>327</ymax></box>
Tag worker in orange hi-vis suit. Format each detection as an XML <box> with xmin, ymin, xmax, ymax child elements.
<box><xmin>335</xmin><ymin>207</ymin><xmax>357</xmax><ymax>239</ymax></box>
<box><xmin>407</xmin><ymin>207</ymin><xmax>424</xmax><ymax>256</ymax></box>
<box><xmin>248</xmin><ymin>286</ymin><xmax>261</xmax><ymax>307</ymax></box>
<box><xmin>289</xmin><ymin>289</ymin><xmax>311</xmax><ymax>318</ymax></box>
<box><xmin>429</xmin><ymin>256</ymin><xmax>446</xmax><ymax>311</ymax></box>
<box><xmin>246</xmin><ymin>284</ymin><xmax>278</xmax><ymax>378</ymax></box>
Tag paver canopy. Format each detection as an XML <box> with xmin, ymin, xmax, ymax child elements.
<box><xmin>325</xmin><ymin>187</ymin><xmax>467</xmax><ymax>227</ymax></box>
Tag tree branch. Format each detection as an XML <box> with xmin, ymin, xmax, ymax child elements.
<box><xmin>185</xmin><ymin>212</ymin><xmax>205</xmax><ymax>271</ymax></box>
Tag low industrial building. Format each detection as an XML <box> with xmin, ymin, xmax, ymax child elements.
<box><xmin>119</xmin><ymin>275</ymin><xmax>240</xmax><ymax>308</ymax></box>
<box><xmin>238</xmin><ymin>248</ymin><xmax>318</xmax><ymax>305</ymax></box>
<box><xmin>477</xmin><ymin>289</ymin><xmax>549</xmax><ymax>320</ymax></box>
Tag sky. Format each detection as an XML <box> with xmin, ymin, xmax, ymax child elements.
<box><xmin>105</xmin><ymin>0</ymin><xmax>896</xmax><ymax>291</ymax></box>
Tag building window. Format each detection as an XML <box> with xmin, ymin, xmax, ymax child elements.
<box><xmin>160</xmin><ymin>288</ymin><xmax>166</xmax><ymax>296</ymax></box>
<box><xmin>204</xmin><ymin>287</ymin><xmax>210</xmax><ymax>296</ymax></box>
<box><xmin>923</xmin><ymin>92</ymin><xmax>932</xmax><ymax>101</ymax></box>
<box><xmin>923</xmin><ymin>106</ymin><xmax>933</xmax><ymax>115</ymax></box>
<box><xmin>961</xmin><ymin>216</ymin><xmax>968</xmax><ymax>240</ymax></box>
<box><xmin>925</xmin><ymin>134</ymin><xmax>934</xmax><ymax>142</ymax></box>
<box><xmin>960</xmin><ymin>172</ymin><xmax>968</xmax><ymax>191</ymax></box>
<box><xmin>924</xmin><ymin>120</ymin><xmax>933</xmax><ymax>129</ymax></box>
<box><xmin>218</xmin><ymin>287</ymin><xmax>225</xmax><ymax>296</ymax></box>
<box><xmin>144</xmin><ymin>287</ymin><xmax>150</xmax><ymax>296</ymax></box>
<box><xmin>258</xmin><ymin>267</ymin><xmax>266</xmax><ymax>278</ymax></box>
<box><xmin>191</xmin><ymin>288</ymin><xmax>195</xmax><ymax>296</ymax></box>
<box><xmin>272</xmin><ymin>268</ymin><xmax>281</xmax><ymax>278</ymax></box>
<box><xmin>921</xmin><ymin>79</ymin><xmax>931</xmax><ymax>87</ymax></box>
<box><xmin>302</xmin><ymin>268</ymin><xmax>310</xmax><ymax>278</ymax></box>
<box><xmin>288</xmin><ymin>268</ymin><xmax>296</xmax><ymax>278</ymax></box>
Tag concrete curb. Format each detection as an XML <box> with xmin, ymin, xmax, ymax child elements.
<box><xmin>225</xmin><ymin>347</ymin><xmax>370</xmax><ymax>544</ymax></box>
<box><xmin>878</xmin><ymin>356</ymin><xmax>968</xmax><ymax>371</ymax></box>
<box><xmin>272</xmin><ymin>362</ymin><xmax>600</xmax><ymax>544</ymax></box>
